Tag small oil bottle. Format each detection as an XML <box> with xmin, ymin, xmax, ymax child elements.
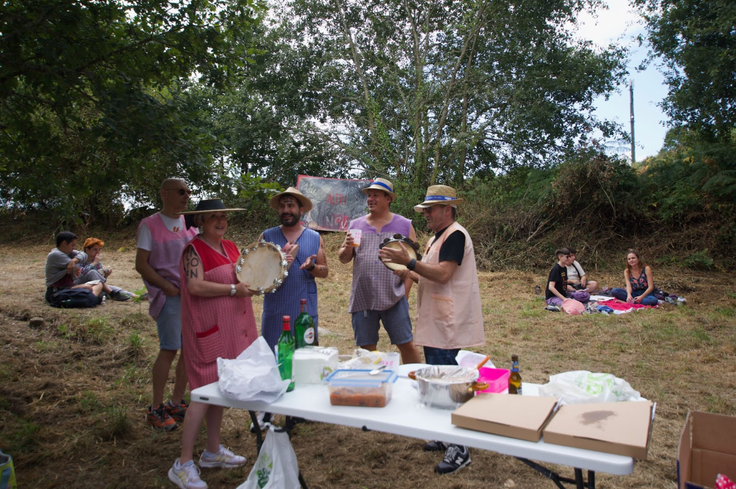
<box><xmin>509</xmin><ymin>354</ymin><xmax>522</xmax><ymax>395</ymax></box>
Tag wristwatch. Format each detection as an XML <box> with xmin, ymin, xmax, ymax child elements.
<box><xmin>307</xmin><ymin>262</ymin><xmax>316</xmax><ymax>272</ymax></box>
<box><xmin>230</xmin><ymin>284</ymin><xmax>236</xmax><ymax>296</ymax></box>
<box><xmin>407</xmin><ymin>258</ymin><xmax>417</xmax><ymax>271</ymax></box>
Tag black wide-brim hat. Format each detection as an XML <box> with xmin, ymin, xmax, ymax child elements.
<box><xmin>180</xmin><ymin>199</ymin><xmax>246</xmax><ymax>229</ymax></box>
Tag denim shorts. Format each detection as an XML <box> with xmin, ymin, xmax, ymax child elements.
<box><xmin>156</xmin><ymin>295</ymin><xmax>183</xmax><ymax>350</ymax></box>
<box><xmin>351</xmin><ymin>297</ymin><xmax>413</xmax><ymax>346</ymax></box>
<box><xmin>423</xmin><ymin>346</ymin><xmax>460</xmax><ymax>366</ymax></box>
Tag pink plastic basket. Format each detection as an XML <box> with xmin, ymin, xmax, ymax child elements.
<box><xmin>476</xmin><ymin>367</ymin><xmax>510</xmax><ymax>394</ymax></box>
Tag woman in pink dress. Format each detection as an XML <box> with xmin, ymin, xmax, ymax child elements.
<box><xmin>168</xmin><ymin>199</ymin><xmax>257</xmax><ymax>489</ymax></box>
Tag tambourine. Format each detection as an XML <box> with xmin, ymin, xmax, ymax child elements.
<box><xmin>236</xmin><ymin>241</ymin><xmax>289</xmax><ymax>295</ymax></box>
<box><xmin>378</xmin><ymin>234</ymin><xmax>422</xmax><ymax>271</ymax></box>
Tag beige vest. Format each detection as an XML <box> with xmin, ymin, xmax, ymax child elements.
<box><xmin>415</xmin><ymin>221</ymin><xmax>485</xmax><ymax>349</ymax></box>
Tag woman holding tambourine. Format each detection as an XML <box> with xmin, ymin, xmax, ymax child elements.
<box><xmin>168</xmin><ymin>199</ymin><xmax>256</xmax><ymax>489</ymax></box>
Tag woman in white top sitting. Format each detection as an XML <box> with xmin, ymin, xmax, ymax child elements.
<box><xmin>565</xmin><ymin>247</ymin><xmax>598</xmax><ymax>292</ymax></box>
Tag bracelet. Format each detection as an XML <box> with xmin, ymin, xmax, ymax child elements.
<box><xmin>407</xmin><ymin>258</ymin><xmax>416</xmax><ymax>271</ymax></box>
<box><xmin>230</xmin><ymin>284</ymin><xmax>236</xmax><ymax>296</ymax></box>
<box><xmin>307</xmin><ymin>262</ymin><xmax>316</xmax><ymax>272</ymax></box>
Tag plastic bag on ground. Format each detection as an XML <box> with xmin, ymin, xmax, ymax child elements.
<box><xmin>537</xmin><ymin>370</ymin><xmax>645</xmax><ymax>405</ymax></box>
<box><xmin>561</xmin><ymin>299</ymin><xmax>586</xmax><ymax>315</ymax></box>
<box><xmin>0</xmin><ymin>450</ymin><xmax>17</xmax><ymax>489</ymax></box>
<box><xmin>218</xmin><ymin>337</ymin><xmax>290</xmax><ymax>403</ymax></box>
<box><xmin>239</xmin><ymin>426</ymin><xmax>300</xmax><ymax>489</ymax></box>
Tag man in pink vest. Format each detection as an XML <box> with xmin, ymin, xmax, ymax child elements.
<box><xmin>136</xmin><ymin>178</ymin><xmax>198</xmax><ymax>431</ymax></box>
<box><xmin>379</xmin><ymin>184</ymin><xmax>485</xmax><ymax>475</ymax></box>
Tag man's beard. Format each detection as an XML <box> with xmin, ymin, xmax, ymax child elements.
<box><xmin>280</xmin><ymin>213</ymin><xmax>301</xmax><ymax>227</ymax></box>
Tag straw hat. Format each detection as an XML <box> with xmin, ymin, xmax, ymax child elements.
<box><xmin>362</xmin><ymin>177</ymin><xmax>397</xmax><ymax>201</ymax></box>
<box><xmin>268</xmin><ymin>187</ymin><xmax>313</xmax><ymax>213</ymax></box>
<box><xmin>413</xmin><ymin>185</ymin><xmax>464</xmax><ymax>212</ymax></box>
<box><xmin>180</xmin><ymin>199</ymin><xmax>246</xmax><ymax>215</ymax></box>
<box><xmin>180</xmin><ymin>199</ymin><xmax>247</xmax><ymax>229</ymax></box>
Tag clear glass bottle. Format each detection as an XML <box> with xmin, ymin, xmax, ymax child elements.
<box><xmin>294</xmin><ymin>299</ymin><xmax>315</xmax><ymax>349</ymax></box>
<box><xmin>276</xmin><ymin>315</ymin><xmax>295</xmax><ymax>392</ymax></box>
<box><xmin>509</xmin><ymin>354</ymin><xmax>522</xmax><ymax>395</ymax></box>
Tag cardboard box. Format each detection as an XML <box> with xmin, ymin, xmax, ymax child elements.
<box><xmin>543</xmin><ymin>400</ymin><xmax>654</xmax><ymax>459</ymax></box>
<box><xmin>678</xmin><ymin>410</ymin><xmax>736</xmax><ymax>489</ymax></box>
<box><xmin>451</xmin><ymin>393</ymin><xmax>559</xmax><ymax>442</ymax></box>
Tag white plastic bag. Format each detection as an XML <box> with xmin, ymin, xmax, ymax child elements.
<box><xmin>239</xmin><ymin>426</ymin><xmax>300</xmax><ymax>489</ymax></box>
<box><xmin>217</xmin><ymin>337</ymin><xmax>290</xmax><ymax>403</ymax></box>
<box><xmin>537</xmin><ymin>370</ymin><xmax>645</xmax><ymax>405</ymax></box>
<box><xmin>455</xmin><ymin>350</ymin><xmax>495</xmax><ymax>369</ymax></box>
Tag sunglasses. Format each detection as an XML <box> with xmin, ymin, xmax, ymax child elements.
<box><xmin>165</xmin><ymin>188</ymin><xmax>192</xmax><ymax>196</ymax></box>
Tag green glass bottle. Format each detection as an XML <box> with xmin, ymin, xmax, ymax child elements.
<box><xmin>276</xmin><ymin>315</ymin><xmax>295</xmax><ymax>392</ymax></box>
<box><xmin>294</xmin><ymin>299</ymin><xmax>315</xmax><ymax>349</ymax></box>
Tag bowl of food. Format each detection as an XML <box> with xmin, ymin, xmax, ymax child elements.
<box><xmin>408</xmin><ymin>366</ymin><xmax>489</xmax><ymax>409</ymax></box>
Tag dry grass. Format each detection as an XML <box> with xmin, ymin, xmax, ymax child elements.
<box><xmin>1</xmin><ymin>232</ymin><xmax>735</xmax><ymax>488</ymax></box>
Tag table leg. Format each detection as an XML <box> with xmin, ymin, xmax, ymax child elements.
<box><xmin>575</xmin><ymin>468</ymin><xmax>584</xmax><ymax>489</ymax></box>
<box><xmin>574</xmin><ymin>468</ymin><xmax>596</xmax><ymax>489</ymax></box>
<box><xmin>248</xmin><ymin>410</ymin><xmax>264</xmax><ymax>452</ymax></box>
<box><xmin>515</xmin><ymin>457</ymin><xmax>568</xmax><ymax>489</ymax></box>
<box><xmin>516</xmin><ymin>458</ymin><xmax>596</xmax><ymax>489</ymax></box>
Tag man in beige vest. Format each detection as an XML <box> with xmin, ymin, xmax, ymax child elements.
<box><xmin>379</xmin><ymin>184</ymin><xmax>484</xmax><ymax>475</ymax></box>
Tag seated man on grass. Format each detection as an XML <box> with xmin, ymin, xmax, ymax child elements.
<box><xmin>45</xmin><ymin>231</ymin><xmax>103</xmax><ymax>305</ymax></box>
<box><xmin>545</xmin><ymin>248</ymin><xmax>572</xmax><ymax>307</ymax></box>
<box><xmin>565</xmin><ymin>247</ymin><xmax>598</xmax><ymax>293</ymax></box>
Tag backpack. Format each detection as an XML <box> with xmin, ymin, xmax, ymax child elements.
<box><xmin>47</xmin><ymin>288</ymin><xmax>99</xmax><ymax>308</ymax></box>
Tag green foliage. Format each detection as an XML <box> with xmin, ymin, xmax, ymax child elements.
<box><xmin>635</xmin><ymin>0</ymin><xmax>736</xmax><ymax>142</ymax></box>
<box><xmin>255</xmin><ymin>0</ymin><xmax>626</xmax><ymax>189</ymax></box>
<box><xmin>0</xmin><ymin>0</ymin><xmax>266</xmax><ymax>224</ymax></box>
<box><xmin>460</xmin><ymin>154</ymin><xmax>645</xmax><ymax>268</ymax></box>
<box><xmin>685</xmin><ymin>250</ymin><xmax>715</xmax><ymax>271</ymax></box>
<box><xmin>639</xmin><ymin>129</ymin><xmax>736</xmax><ymax>224</ymax></box>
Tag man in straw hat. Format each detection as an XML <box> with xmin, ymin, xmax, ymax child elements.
<box><xmin>379</xmin><ymin>184</ymin><xmax>484</xmax><ymax>475</ymax></box>
<box><xmin>259</xmin><ymin>187</ymin><xmax>328</xmax><ymax>352</ymax></box>
<box><xmin>136</xmin><ymin>178</ymin><xmax>198</xmax><ymax>431</ymax></box>
<box><xmin>338</xmin><ymin>177</ymin><xmax>421</xmax><ymax>364</ymax></box>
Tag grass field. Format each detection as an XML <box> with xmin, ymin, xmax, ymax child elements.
<box><xmin>1</xmin><ymin>231</ymin><xmax>734</xmax><ymax>488</ymax></box>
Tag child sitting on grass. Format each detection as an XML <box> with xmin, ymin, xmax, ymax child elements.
<box><xmin>75</xmin><ymin>237</ymin><xmax>137</xmax><ymax>301</ymax></box>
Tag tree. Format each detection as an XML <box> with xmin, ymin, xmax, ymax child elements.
<box><xmin>635</xmin><ymin>0</ymin><xmax>736</xmax><ymax>142</ymax></box>
<box><xmin>253</xmin><ymin>0</ymin><xmax>626</xmax><ymax>189</ymax></box>
<box><xmin>0</xmin><ymin>0</ymin><xmax>264</xmax><ymax>222</ymax></box>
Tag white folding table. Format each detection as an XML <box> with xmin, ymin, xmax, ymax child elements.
<box><xmin>192</xmin><ymin>376</ymin><xmax>635</xmax><ymax>489</ymax></box>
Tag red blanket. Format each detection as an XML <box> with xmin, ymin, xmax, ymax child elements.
<box><xmin>598</xmin><ymin>299</ymin><xmax>657</xmax><ymax>312</ymax></box>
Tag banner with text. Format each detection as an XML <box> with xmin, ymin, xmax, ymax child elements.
<box><xmin>296</xmin><ymin>175</ymin><xmax>370</xmax><ymax>231</ymax></box>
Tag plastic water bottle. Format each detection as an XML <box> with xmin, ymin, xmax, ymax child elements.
<box><xmin>276</xmin><ymin>315</ymin><xmax>295</xmax><ymax>392</ymax></box>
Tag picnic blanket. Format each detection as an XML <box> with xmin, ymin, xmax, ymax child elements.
<box><xmin>596</xmin><ymin>299</ymin><xmax>657</xmax><ymax>314</ymax></box>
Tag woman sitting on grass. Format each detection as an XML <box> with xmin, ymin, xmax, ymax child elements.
<box><xmin>75</xmin><ymin>237</ymin><xmax>137</xmax><ymax>301</ymax></box>
<box><xmin>611</xmin><ymin>249</ymin><xmax>658</xmax><ymax>306</ymax></box>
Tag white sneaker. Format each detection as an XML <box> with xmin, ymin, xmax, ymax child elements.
<box><xmin>168</xmin><ymin>459</ymin><xmax>207</xmax><ymax>489</ymax></box>
<box><xmin>199</xmin><ymin>445</ymin><xmax>247</xmax><ymax>468</ymax></box>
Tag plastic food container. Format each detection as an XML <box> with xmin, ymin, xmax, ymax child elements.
<box><xmin>293</xmin><ymin>346</ymin><xmax>339</xmax><ymax>384</ymax></box>
<box><xmin>477</xmin><ymin>367</ymin><xmax>511</xmax><ymax>394</ymax></box>
<box><xmin>323</xmin><ymin>369</ymin><xmax>398</xmax><ymax>407</ymax></box>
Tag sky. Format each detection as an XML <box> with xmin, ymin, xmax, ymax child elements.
<box><xmin>577</xmin><ymin>2</ymin><xmax>670</xmax><ymax>161</ymax></box>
